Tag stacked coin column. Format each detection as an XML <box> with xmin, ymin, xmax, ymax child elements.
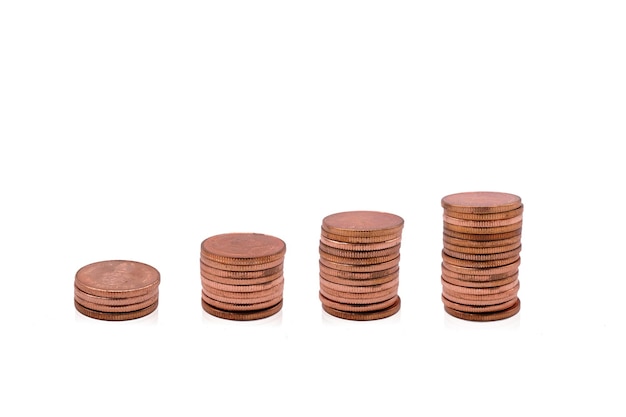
<box><xmin>318</xmin><ymin>211</ymin><xmax>404</xmax><ymax>321</ymax></box>
<box><xmin>74</xmin><ymin>260</ymin><xmax>161</xmax><ymax>321</ymax></box>
<box><xmin>200</xmin><ymin>233</ymin><xmax>286</xmax><ymax>321</ymax></box>
<box><xmin>440</xmin><ymin>192</ymin><xmax>523</xmax><ymax>321</ymax></box>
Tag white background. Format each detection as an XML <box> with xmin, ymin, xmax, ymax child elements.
<box><xmin>1</xmin><ymin>1</ymin><xmax>625</xmax><ymax>416</ymax></box>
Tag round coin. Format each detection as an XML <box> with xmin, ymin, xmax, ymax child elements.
<box><xmin>200</xmin><ymin>233</ymin><xmax>286</xmax><ymax>265</ymax></box>
<box><xmin>321</xmin><ymin>296</ymin><xmax>401</xmax><ymax>321</ymax></box>
<box><xmin>444</xmin><ymin>298</ymin><xmax>521</xmax><ymax>321</ymax></box>
<box><xmin>75</xmin><ymin>299</ymin><xmax>158</xmax><ymax>321</ymax></box>
<box><xmin>74</xmin><ymin>260</ymin><xmax>160</xmax><ymax>298</ymax></box>
<box><xmin>441</xmin><ymin>192</ymin><xmax>522</xmax><ymax>214</ymax></box>
<box><xmin>443</xmin><ymin>205</ymin><xmax>524</xmax><ymax>221</ymax></box>
<box><xmin>322</xmin><ymin>211</ymin><xmax>404</xmax><ymax>237</ymax></box>
<box><xmin>201</xmin><ymin>299</ymin><xmax>282</xmax><ymax>321</ymax></box>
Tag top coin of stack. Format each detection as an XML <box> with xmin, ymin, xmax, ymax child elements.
<box><xmin>318</xmin><ymin>210</ymin><xmax>404</xmax><ymax>321</ymax></box>
<box><xmin>74</xmin><ymin>260</ymin><xmax>160</xmax><ymax>321</ymax></box>
<box><xmin>440</xmin><ymin>191</ymin><xmax>523</xmax><ymax>321</ymax></box>
<box><xmin>200</xmin><ymin>233</ymin><xmax>286</xmax><ymax>321</ymax></box>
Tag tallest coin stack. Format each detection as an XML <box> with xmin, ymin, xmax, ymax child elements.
<box><xmin>440</xmin><ymin>192</ymin><xmax>523</xmax><ymax>321</ymax></box>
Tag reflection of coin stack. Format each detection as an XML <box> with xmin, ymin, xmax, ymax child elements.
<box><xmin>200</xmin><ymin>233</ymin><xmax>286</xmax><ymax>321</ymax></box>
<box><xmin>440</xmin><ymin>192</ymin><xmax>523</xmax><ymax>321</ymax></box>
<box><xmin>74</xmin><ymin>260</ymin><xmax>160</xmax><ymax>321</ymax></box>
<box><xmin>318</xmin><ymin>211</ymin><xmax>404</xmax><ymax>321</ymax></box>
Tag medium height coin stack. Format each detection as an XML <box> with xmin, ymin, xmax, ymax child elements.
<box><xmin>200</xmin><ymin>233</ymin><xmax>286</xmax><ymax>321</ymax></box>
<box><xmin>318</xmin><ymin>210</ymin><xmax>404</xmax><ymax>321</ymax></box>
<box><xmin>440</xmin><ymin>191</ymin><xmax>523</xmax><ymax>321</ymax></box>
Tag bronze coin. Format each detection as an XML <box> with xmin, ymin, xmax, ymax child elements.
<box><xmin>202</xmin><ymin>292</ymin><xmax>283</xmax><ymax>312</ymax></box>
<box><xmin>322</xmin><ymin>211</ymin><xmax>404</xmax><ymax>237</ymax></box>
<box><xmin>441</xmin><ymin>251</ymin><xmax>520</xmax><ymax>269</ymax></box>
<box><xmin>320</xmin><ymin>270</ymin><xmax>400</xmax><ymax>287</ymax></box>
<box><xmin>441</xmin><ymin>192</ymin><xmax>522</xmax><ymax>214</ymax></box>
<box><xmin>200</xmin><ymin>256</ymin><xmax>284</xmax><ymax>272</ymax></box>
<box><xmin>202</xmin><ymin>285</ymin><xmax>283</xmax><ymax>304</ymax></box>
<box><xmin>443</xmin><ymin>281</ymin><xmax>519</xmax><ymax>301</ymax></box>
<box><xmin>320</xmin><ymin>275</ymin><xmax>399</xmax><ymax>293</ymax></box>
<box><xmin>201</xmin><ymin>269</ymin><xmax>284</xmax><ymax>286</ymax></box>
<box><xmin>319</xmin><ymin>262</ymin><xmax>399</xmax><ymax>279</ymax></box>
<box><xmin>74</xmin><ymin>293</ymin><xmax>159</xmax><ymax>313</ymax></box>
<box><xmin>321</xmin><ymin>296</ymin><xmax>401</xmax><ymax>321</ymax></box>
<box><xmin>319</xmin><ymin>235</ymin><xmax>403</xmax><ymax>251</ymax></box>
<box><xmin>443</xmin><ymin>214</ymin><xmax>523</xmax><ymax>228</ymax></box>
<box><xmin>441</xmin><ymin>277</ymin><xmax>519</xmax><ymax>295</ymax></box>
<box><xmin>319</xmin><ymin>292</ymin><xmax>399</xmax><ymax>312</ymax></box>
<box><xmin>75</xmin><ymin>299</ymin><xmax>158</xmax><ymax>321</ymax></box>
<box><xmin>443</xmin><ymin>221</ymin><xmax>522</xmax><ymax>235</ymax></box>
<box><xmin>74</xmin><ymin>285</ymin><xmax>158</xmax><ymax>306</ymax></box>
<box><xmin>441</xmin><ymin>294</ymin><xmax>519</xmax><ymax>313</ymax></box>
<box><xmin>200</xmin><ymin>233</ymin><xmax>286</xmax><ymax>265</ymax></box>
<box><xmin>444</xmin><ymin>298</ymin><xmax>521</xmax><ymax>321</ymax></box>
<box><xmin>443</xmin><ymin>241</ymin><xmax>521</xmax><ymax>255</ymax></box>
<box><xmin>200</xmin><ymin>262</ymin><xmax>283</xmax><ymax>279</ymax></box>
<box><xmin>74</xmin><ymin>260</ymin><xmax>160</xmax><ymax>298</ymax></box>
<box><xmin>203</xmin><ymin>280</ymin><xmax>283</xmax><ymax>300</ymax></box>
<box><xmin>443</xmin><ymin>234</ymin><xmax>522</xmax><ymax>248</ymax></box>
<box><xmin>441</xmin><ymin>272</ymin><xmax>519</xmax><ymax>288</ymax></box>
<box><xmin>201</xmin><ymin>275</ymin><xmax>284</xmax><ymax>292</ymax></box>
<box><xmin>319</xmin><ymin>249</ymin><xmax>401</xmax><ymax>265</ymax></box>
<box><xmin>201</xmin><ymin>299</ymin><xmax>282</xmax><ymax>321</ymax></box>
<box><xmin>442</xmin><ymin>246</ymin><xmax>522</xmax><ymax>262</ymax></box>
<box><xmin>319</xmin><ymin>242</ymin><xmax>401</xmax><ymax>259</ymax></box>
<box><xmin>319</xmin><ymin>256</ymin><xmax>400</xmax><ymax>273</ymax></box>
<box><xmin>443</xmin><ymin>205</ymin><xmax>524</xmax><ymax>221</ymax></box>
<box><xmin>442</xmin><ymin>257</ymin><xmax>521</xmax><ymax>276</ymax></box>
<box><xmin>320</xmin><ymin>228</ymin><xmax>402</xmax><ymax>244</ymax></box>
<box><xmin>443</xmin><ymin>227</ymin><xmax>522</xmax><ymax>241</ymax></box>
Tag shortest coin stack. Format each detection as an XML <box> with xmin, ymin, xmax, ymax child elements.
<box><xmin>74</xmin><ymin>260</ymin><xmax>160</xmax><ymax>321</ymax></box>
<box><xmin>319</xmin><ymin>210</ymin><xmax>404</xmax><ymax>321</ymax></box>
<box><xmin>200</xmin><ymin>233</ymin><xmax>286</xmax><ymax>321</ymax></box>
<box><xmin>440</xmin><ymin>191</ymin><xmax>523</xmax><ymax>322</ymax></box>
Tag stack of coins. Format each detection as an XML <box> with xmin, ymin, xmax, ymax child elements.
<box><xmin>74</xmin><ymin>260</ymin><xmax>160</xmax><ymax>321</ymax></box>
<box><xmin>200</xmin><ymin>233</ymin><xmax>286</xmax><ymax>321</ymax></box>
<box><xmin>318</xmin><ymin>210</ymin><xmax>403</xmax><ymax>321</ymax></box>
<box><xmin>440</xmin><ymin>191</ymin><xmax>523</xmax><ymax>321</ymax></box>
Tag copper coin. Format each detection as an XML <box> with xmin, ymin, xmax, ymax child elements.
<box><xmin>441</xmin><ymin>294</ymin><xmax>519</xmax><ymax>313</ymax></box>
<box><xmin>320</xmin><ymin>270</ymin><xmax>400</xmax><ymax>286</ymax></box>
<box><xmin>443</xmin><ymin>205</ymin><xmax>524</xmax><ymax>221</ymax></box>
<box><xmin>200</xmin><ymin>233</ymin><xmax>286</xmax><ymax>265</ymax></box>
<box><xmin>74</xmin><ymin>293</ymin><xmax>159</xmax><ymax>313</ymax></box>
<box><xmin>319</xmin><ymin>249</ymin><xmax>401</xmax><ymax>265</ymax></box>
<box><xmin>443</xmin><ymin>234</ymin><xmax>522</xmax><ymax>248</ymax></box>
<box><xmin>441</xmin><ymin>277</ymin><xmax>519</xmax><ymax>295</ymax></box>
<box><xmin>442</xmin><ymin>257</ymin><xmax>521</xmax><ymax>276</ymax></box>
<box><xmin>320</xmin><ymin>228</ymin><xmax>402</xmax><ymax>244</ymax></box>
<box><xmin>443</xmin><ymin>241</ymin><xmax>521</xmax><ymax>255</ymax></box>
<box><xmin>74</xmin><ymin>285</ymin><xmax>159</xmax><ymax>306</ymax></box>
<box><xmin>202</xmin><ymin>285</ymin><xmax>283</xmax><ymax>304</ymax></box>
<box><xmin>444</xmin><ymin>298</ymin><xmax>521</xmax><ymax>321</ymax></box>
<box><xmin>319</xmin><ymin>235</ymin><xmax>403</xmax><ymax>251</ymax></box>
<box><xmin>318</xmin><ymin>292</ymin><xmax>400</xmax><ymax>312</ymax></box>
<box><xmin>441</xmin><ymin>251</ymin><xmax>520</xmax><ymax>269</ymax></box>
<box><xmin>441</xmin><ymin>272</ymin><xmax>519</xmax><ymax>288</ymax></box>
<box><xmin>443</xmin><ymin>221</ymin><xmax>522</xmax><ymax>235</ymax></box>
<box><xmin>201</xmin><ymin>275</ymin><xmax>284</xmax><ymax>292</ymax></box>
<box><xmin>200</xmin><ymin>256</ymin><xmax>284</xmax><ymax>272</ymax></box>
<box><xmin>442</xmin><ymin>246</ymin><xmax>522</xmax><ymax>262</ymax></box>
<box><xmin>320</xmin><ymin>275</ymin><xmax>399</xmax><ymax>293</ymax></box>
<box><xmin>321</xmin><ymin>296</ymin><xmax>401</xmax><ymax>321</ymax></box>
<box><xmin>319</xmin><ymin>287</ymin><xmax>398</xmax><ymax>305</ymax></box>
<box><xmin>319</xmin><ymin>242</ymin><xmax>401</xmax><ymax>259</ymax></box>
<box><xmin>75</xmin><ymin>300</ymin><xmax>158</xmax><ymax>321</ymax></box>
<box><xmin>319</xmin><ymin>262</ymin><xmax>399</xmax><ymax>279</ymax></box>
<box><xmin>203</xmin><ymin>280</ymin><xmax>283</xmax><ymax>300</ymax></box>
<box><xmin>443</xmin><ymin>281</ymin><xmax>519</xmax><ymax>301</ymax></box>
<box><xmin>443</xmin><ymin>214</ymin><xmax>523</xmax><ymax>228</ymax></box>
<box><xmin>201</xmin><ymin>269</ymin><xmax>284</xmax><ymax>286</ymax></box>
<box><xmin>441</xmin><ymin>192</ymin><xmax>522</xmax><ymax>214</ymax></box>
<box><xmin>442</xmin><ymin>288</ymin><xmax>518</xmax><ymax>306</ymax></box>
<box><xmin>443</xmin><ymin>228</ymin><xmax>522</xmax><ymax>241</ymax></box>
<box><xmin>319</xmin><ymin>282</ymin><xmax>399</xmax><ymax>301</ymax></box>
<box><xmin>202</xmin><ymin>292</ymin><xmax>283</xmax><ymax>312</ymax></box>
<box><xmin>200</xmin><ymin>262</ymin><xmax>283</xmax><ymax>279</ymax></box>
<box><xmin>74</xmin><ymin>260</ymin><xmax>160</xmax><ymax>298</ymax></box>
<box><xmin>319</xmin><ymin>256</ymin><xmax>400</xmax><ymax>273</ymax></box>
<box><xmin>322</xmin><ymin>211</ymin><xmax>404</xmax><ymax>237</ymax></box>
<box><xmin>201</xmin><ymin>299</ymin><xmax>282</xmax><ymax>321</ymax></box>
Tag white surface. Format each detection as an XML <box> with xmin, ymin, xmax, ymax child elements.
<box><xmin>1</xmin><ymin>1</ymin><xmax>625</xmax><ymax>416</ymax></box>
